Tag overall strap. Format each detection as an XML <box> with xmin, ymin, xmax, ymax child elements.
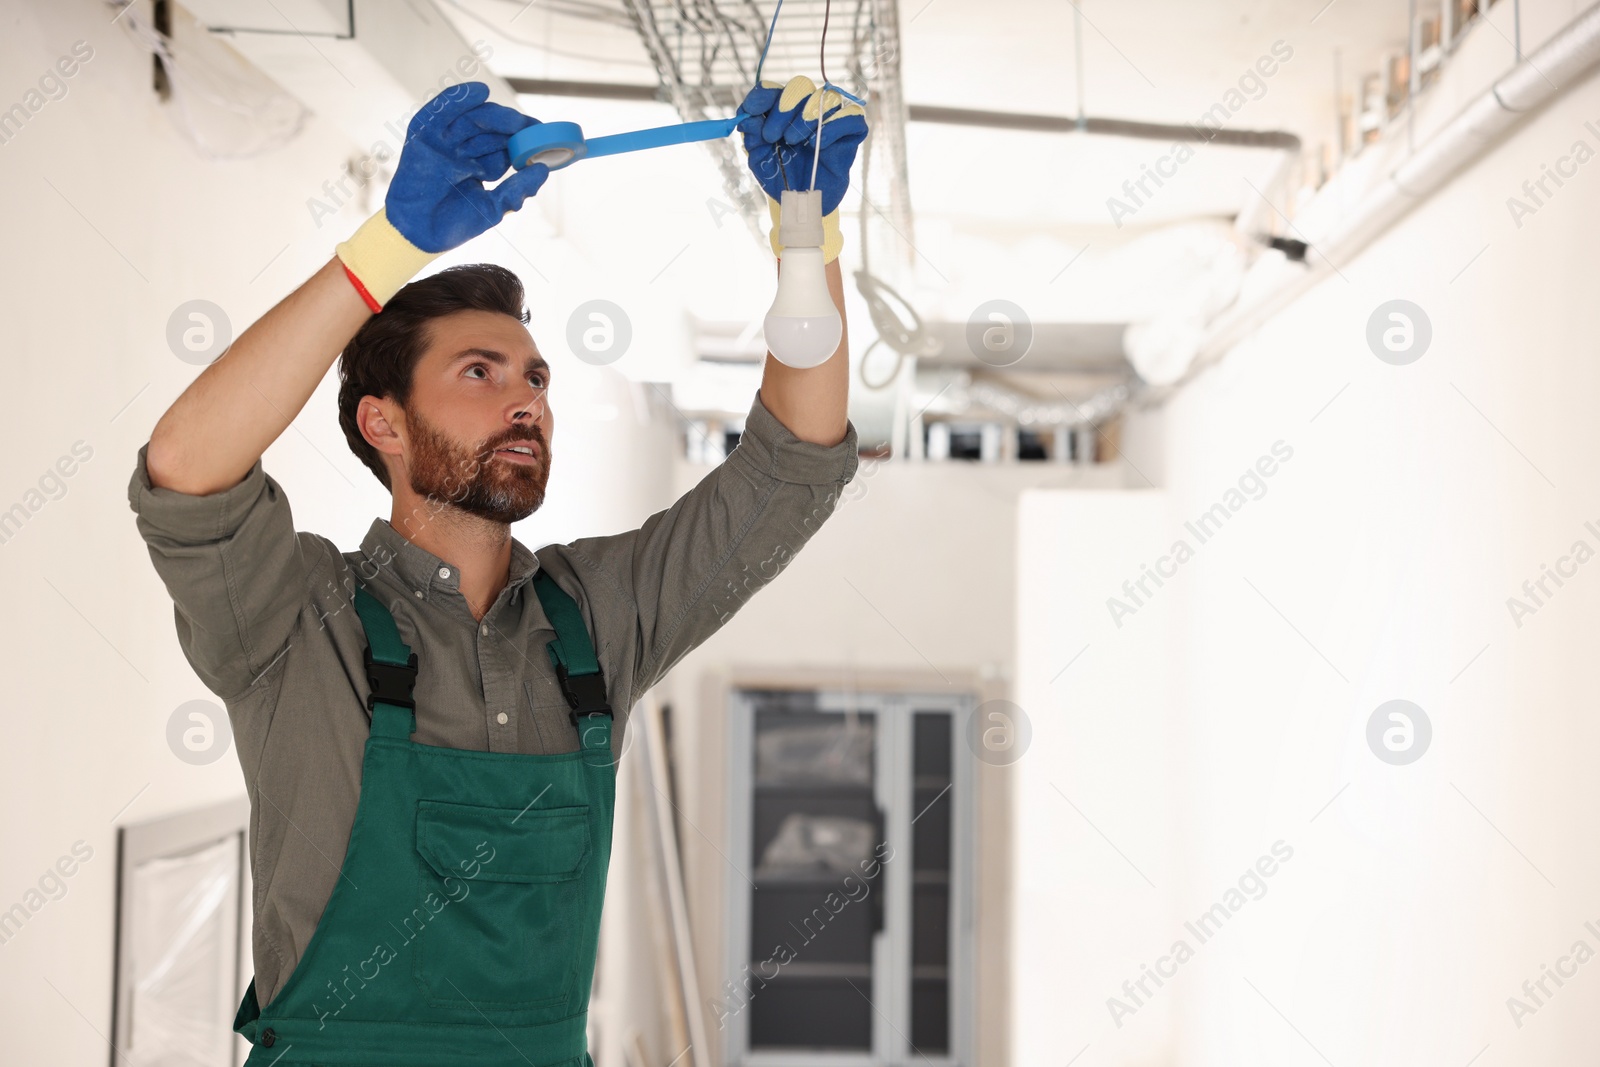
<box><xmin>353</xmin><ymin>584</ymin><xmax>418</xmax><ymax>738</ymax></box>
<box><xmin>531</xmin><ymin>568</ymin><xmax>613</xmax><ymax>752</ymax></box>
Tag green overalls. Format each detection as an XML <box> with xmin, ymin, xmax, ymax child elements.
<box><xmin>233</xmin><ymin>572</ymin><xmax>616</xmax><ymax>1067</ymax></box>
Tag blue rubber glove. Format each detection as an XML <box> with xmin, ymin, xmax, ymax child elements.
<box><xmin>386</xmin><ymin>81</ymin><xmax>551</xmax><ymax>254</ymax></box>
<box><xmin>736</xmin><ymin>76</ymin><xmax>868</xmax><ymax>216</ymax></box>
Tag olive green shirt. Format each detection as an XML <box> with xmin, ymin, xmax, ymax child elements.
<box><xmin>127</xmin><ymin>389</ymin><xmax>858</xmax><ymax>1008</ymax></box>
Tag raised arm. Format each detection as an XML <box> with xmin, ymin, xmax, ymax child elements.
<box><xmin>146</xmin><ymin>80</ymin><xmax>552</xmax><ymax>495</ymax></box>
<box><xmin>759</xmin><ymin>255</ymin><xmax>850</xmax><ymax>447</ymax></box>
<box><xmin>146</xmin><ymin>259</ymin><xmax>371</xmax><ymax>495</ymax></box>
<box><xmin>735</xmin><ymin>76</ymin><xmax>866</xmax><ymax>448</ymax></box>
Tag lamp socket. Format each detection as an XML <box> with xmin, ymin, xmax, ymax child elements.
<box><xmin>778</xmin><ymin>189</ymin><xmax>825</xmax><ymax>248</ymax></box>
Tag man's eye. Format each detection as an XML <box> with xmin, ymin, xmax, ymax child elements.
<box><xmin>465</xmin><ymin>365</ymin><xmax>545</xmax><ymax>388</ymax></box>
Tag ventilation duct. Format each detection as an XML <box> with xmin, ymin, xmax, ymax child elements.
<box><xmin>1144</xmin><ymin>0</ymin><xmax>1600</xmax><ymax>404</ymax></box>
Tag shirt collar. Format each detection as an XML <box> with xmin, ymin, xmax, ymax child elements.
<box><xmin>358</xmin><ymin>519</ymin><xmax>541</xmax><ymax>602</ymax></box>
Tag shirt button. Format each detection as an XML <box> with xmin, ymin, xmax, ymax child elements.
<box><xmin>414</xmin><ymin>590</ymin><xmax>423</xmax><ymax>598</ymax></box>
<box><xmin>496</xmin><ymin>712</ymin><xmax>508</xmax><ymax>725</ymax></box>
<box><xmin>439</xmin><ymin>566</ymin><xmax>451</xmax><ymax>579</ymax></box>
<box><xmin>480</xmin><ymin>624</ymin><xmax>489</xmax><ymax>636</ymax></box>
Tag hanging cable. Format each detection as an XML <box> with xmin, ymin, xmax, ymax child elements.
<box><xmin>858</xmin><ymin>337</ymin><xmax>900</xmax><ymax>390</ymax></box>
<box><xmin>752</xmin><ymin>0</ymin><xmax>784</xmax><ymax>87</ymax></box>
<box><xmin>809</xmin><ymin>0</ymin><xmax>831</xmax><ymax>193</ymax></box>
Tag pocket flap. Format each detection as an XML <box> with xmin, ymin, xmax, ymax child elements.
<box><xmin>416</xmin><ymin>800</ymin><xmax>591</xmax><ymax>884</ymax></box>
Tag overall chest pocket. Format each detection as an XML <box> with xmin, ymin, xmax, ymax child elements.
<box><xmin>413</xmin><ymin>799</ymin><xmax>592</xmax><ymax>1015</ymax></box>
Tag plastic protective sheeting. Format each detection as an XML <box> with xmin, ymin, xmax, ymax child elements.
<box><xmin>758</xmin><ymin>813</ymin><xmax>877</xmax><ymax>875</ymax></box>
<box><xmin>109</xmin><ymin>0</ymin><xmax>309</xmax><ymax>160</ymax></box>
<box><xmin>126</xmin><ymin>834</ymin><xmax>242</xmax><ymax>1067</ymax></box>
<box><xmin>754</xmin><ymin>719</ymin><xmax>875</xmax><ymax>786</ymax></box>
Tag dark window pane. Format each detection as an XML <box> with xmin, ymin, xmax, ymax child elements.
<box><xmin>910</xmin><ymin>977</ymin><xmax>950</xmax><ymax>1054</ymax></box>
<box><xmin>913</xmin><ymin>713</ymin><xmax>953</xmax><ymax>777</ymax></box>
<box><xmin>749</xmin><ymin>700</ymin><xmax>881</xmax><ymax>1053</ymax></box>
<box><xmin>910</xmin><ymin>712</ymin><xmax>953</xmax><ymax>1055</ymax></box>
<box><xmin>948</xmin><ymin>429</ymin><xmax>983</xmax><ymax>460</ymax></box>
<box><xmin>912</xmin><ymin>790</ymin><xmax>952</xmax><ymax>871</ymax></box>
<box><xmin>751</xmin><ymin>973</ymin><xmax>875</xmax><ymax>1050</ymax></box>
<box><xmin>911</xmin><ymin>882</ymin><xmax>949</xmax><ymax>966</ymax></box>
<box><xmin>751</xmin><ymin>883</ymin><xmax>876</xmax><ymax>964</ymax></box>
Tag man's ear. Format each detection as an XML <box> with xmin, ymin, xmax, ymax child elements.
<box><xmin>359</xmin><ymin>395</ymin><xmax>405</xmax><ymax>461</ymax></box>
<box><xmin>358</xmin><ymin>398</ymin><xmax>406</xmax><ymax>495</ymax></box>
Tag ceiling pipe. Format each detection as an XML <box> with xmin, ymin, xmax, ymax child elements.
<box><xmin>505</xmin><ymin>76</ymin><xmax>661</xmax><ymax>101</ymax></box>
<box><xmin>906</xmin><ymin>105</ymin><xmax>1301</xmax><ymax>150</ymax></box>
<box><xmin>504</xmin><ymin>78</ymin><xmax>1302</xmax><ymax>149</ymax></box>
<box><xmin>1139</xmin><ymin>0</ymin><xmax>1600</xmax><ymax>408</ymax></box>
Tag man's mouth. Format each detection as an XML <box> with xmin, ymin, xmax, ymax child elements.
<box><xmin>493</xmin><ymin>442</ymin><xmax>540</xmax><ymax>464</ymax></box>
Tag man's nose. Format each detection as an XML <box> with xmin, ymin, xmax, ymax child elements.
<box><xmin>512</xmin><ymin>392</ymin><xmax>545</xmax><ymax>423</ymax></box>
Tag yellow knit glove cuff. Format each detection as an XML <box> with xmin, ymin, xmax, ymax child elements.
<box><xmin>767</xmin><ymin>197</ymin><xmax>844</xmax><ymax>264</ymax></box>
<box><xmin>334</xmin><ymin>208</ymin><xmax>443</xmax><ymax>311</ymax></box>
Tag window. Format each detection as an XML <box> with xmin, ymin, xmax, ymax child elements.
<box><xmin>723</xmin><ymin>687</ymin><xmax>975</xmax><ymax>1066</ymax></box>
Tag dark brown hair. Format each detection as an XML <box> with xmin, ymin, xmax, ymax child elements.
<box><xmin>337</xmin><ymin>263</ymin><xmax>530</xmax><ymax>490</ymax></box>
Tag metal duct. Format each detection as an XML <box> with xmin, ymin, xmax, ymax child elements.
<box><xmin>942</xmin><ymin>374</ymin><xmax>1137</xmax><ymax>429</ymax></box>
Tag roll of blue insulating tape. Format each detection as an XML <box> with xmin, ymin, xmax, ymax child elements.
<box><xmin>509</xmin><ymin>121</ymin><xmax>587</xmax><ymax>170</ymax></box>
<box><xmin>510</xmin><ymin>116</ymin><xmax>744</xmax><ymax>171</ymax></box>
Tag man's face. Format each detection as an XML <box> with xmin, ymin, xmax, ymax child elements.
<box><xmin>394</xmin><ymin>309</ymin><xmax>553</xmax><ymax>526</ymax></box>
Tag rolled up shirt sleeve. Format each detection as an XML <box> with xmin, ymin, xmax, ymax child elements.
<box><xmin>567</xmin><ymin>388</ymin><xmax>859</xmax><ymax>698</ymax></box>
<box><xmin>127</xmin><ymin>443</ymin><xmax>323</xmax><ymax>702</ymax></box>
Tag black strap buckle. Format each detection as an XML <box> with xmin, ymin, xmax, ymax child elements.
<box><xmin>363</xmin><ymin>645</ymin><xmax>418</xmax><ymax>711</ymax></box>
<box><xmin>555</xmin><ymin>662</ymin><xmax>613</xmax><ymax>726</ymax></box>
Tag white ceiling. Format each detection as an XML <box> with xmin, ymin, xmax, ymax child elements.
<box><xmin>438</xmin><ymin>0</ymin><xmax>1419</xmax><ymax>227</ymax></box>
<box><xmin>428</xmin><ymin>0</ymin><xmax>1434</xmax><ymax>371</ymax></box>
<box><xmin>435</xmin><ymin>0</ymin><xmax>1414</xmax><ymax>207</ymax></box>
<box><xmin>901</xmin><ymin>0</ymin><xmax>1415</xmax><ymax>138</ymax></box>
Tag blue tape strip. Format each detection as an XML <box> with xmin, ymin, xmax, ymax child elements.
<box><xmin>584</xmin><ymin>116</ymin><xmax>743</xmax><ymax>159</ymax></box>
<box><xmin>510</xmin><ymin>116</ymin><xmax>743</xmax><ymax>171</ymax></box>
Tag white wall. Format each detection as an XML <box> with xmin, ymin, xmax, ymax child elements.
<box><xmin>1014</xmin><ymin>490</ymin><xmax>1177</xmax><ymax>1067</ymax></box>
<box><xmin>654</xmin><ymin>453</ymin><xmax>1123</xmax><ymax>1067</ymax></box>
<box><xmin>0</xmin><ymin>3</ymin><xmax>678</xmax><ymax>1060</ymax></box>
<box><xmin>0</xmin><ymin>9</ymin><xmax>1121</xmax><ymax>1065</ymax></box>
<box><xmin>1015</xmin><ymin>47</ymin><xmax>1600</xmax><ymax>1067</ymax></box>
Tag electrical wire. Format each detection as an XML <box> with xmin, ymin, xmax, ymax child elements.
<box><xmin>819</xmin><ymin>0</ymin><xmax>831</xmax><ymax>87</ymax></box>
<box><xmin>857</xmin><ymin>337</ymin><xmax>899</xmax><ymax>389</ymax></box>
<box><xmin>752</xmin><ymin>0</ymin><xmax>784</xmax><ymax>85</ymax></box>
<box><xmin>808</xmin><ymin>0</ymin><xmax>829</xmax><ymax>193</ymax></box>
<box><xmin>802</xmin><ymin>0</ymin><xmax>852</xmax><ymax>193</ymax></box>
<box><xmin>749</xmin><ymin>0</ymin><xmax>859</xmax><ymax>197</ymax></box>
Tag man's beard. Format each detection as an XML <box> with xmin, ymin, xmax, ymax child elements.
<box><xmin>405</xmin><ymin>406</ymin><xmax>548</xmax><ymax>526</ymax></box>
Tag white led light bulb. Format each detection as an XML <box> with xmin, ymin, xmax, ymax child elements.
<box><xmin>763</xmin><ymin>190</ymin><xmax>842</xmax><ymax>369</ymax></box>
